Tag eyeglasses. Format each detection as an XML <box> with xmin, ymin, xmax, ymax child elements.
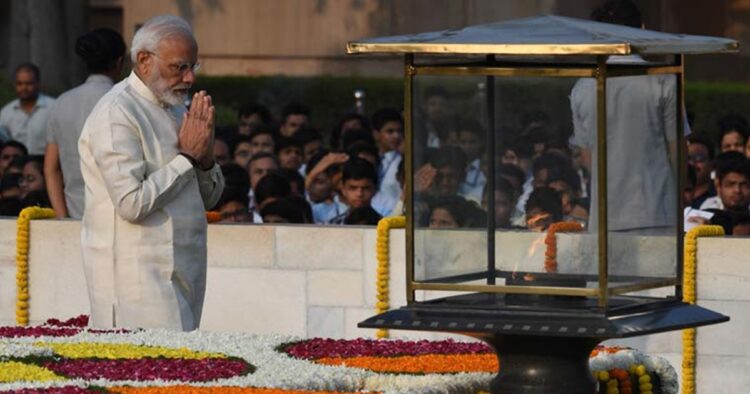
<box><xmin>688</xmin><ymin>154</ymin><xmax>708</xmax><ymax>163</ymax></box>
<box><xmin>147</xmin><ymin>52</ymin><xmax>201</xmax><ymax>75</ymax></box>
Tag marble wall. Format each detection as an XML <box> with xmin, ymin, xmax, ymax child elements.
<box><xmin>0</xmin><ymin>218</ymin><xmax>747</xmax><ymax>392</ymax></box>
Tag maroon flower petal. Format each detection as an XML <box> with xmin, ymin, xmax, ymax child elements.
<box><xmin>42</xmin><ymin>358</ymin><xmax>253</xmax><ymax>381</ymax></box>
<box><xmin>283</xmin><ymin>338</ymin><xmax>493</xmax><ymax>360</ymax></box>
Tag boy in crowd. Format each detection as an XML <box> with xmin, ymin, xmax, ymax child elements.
<box><xmin>295</xmin><ymin>127</ymin><xmax>324</xmax><ymax>171</ymax></box>
<box><xmin>279</xmin><ymin>102</ymin><xmax>310</xmax><ymax>137</ymax></box>
<box><xmin>455</xmin><ymin>118</ymin><xmax>486</xmax><ymax>204</ymax></box>
<box><xmin>370</xmin><ymin>108</ymin><xmax>404</xmax><ymax>217</ymax></box>
<box><xmin>216</xmin><ymin>163</ymin><xmax>250</xmax><ymax>222</ymax></box>
<box><xmin>305</xmin><ymin>151</ymin><xmax>349</xmax><ymax>224</ymax></box>
<box><xmin>331</xmin><ymin>158</ymin><xmax>378</xmax><ymax>224</ymax></box>
<box><xmin>248</xmin><ymin>124</ymin><xmax>277</xmax><ymax>157</ymax></box>
<box><xmin>213</xmin><ymin>136</ymin><xmax>231</xmax><ymax>167</ymax></box>
<box><xmin>237</xmin><ymin>104</ymin><xmax>272</xmax><ymax>136</ymax></box>
<box><xmin>525</xmin><ymin>187</ymin><xmax>563</xmax><ymax>232</ymax></box>
<box><xmin>232</xmin><ymin>135</ymin><xmax>255</xmax><ymax>170</ymax></box>
<box><xmin>248</xmin><ymin>152</ymin><xmax>279</xmax><ymax>221</ymax></box>
<box><xmin>276</xmin><ymin>136</ymin><xmax>304</xmax><ymax>172</ymax></box>
<box><xmin>0</xmin><ymin>140</ymin><xmax>27</xmax><ymax>178</ymax></box>
<box><xmin>717</xmin><ymin>114</ymin><xmax>748</xmax><ymax>154</ymax></box>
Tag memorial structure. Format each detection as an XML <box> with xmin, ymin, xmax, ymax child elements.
<box><xmin>348</xmin><ymin>15</ymin><xmax>739</xmax><ymax>394</ymax></box>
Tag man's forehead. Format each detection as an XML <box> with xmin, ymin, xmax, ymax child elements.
<box><xmin>15</xmin><ymin>70</ymin><xmax>37</xmax><ymax>82</ymax></box>
<box><xmin>155</xmin><ymin>35</ymin><xmax>198</xmax><ymax>59</ymax></box>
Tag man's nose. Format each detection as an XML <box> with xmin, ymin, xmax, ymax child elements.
<box><xmin>183</xmin><ymin>70</ymin><xmax>196</xmax><ymax>84</ymax></box>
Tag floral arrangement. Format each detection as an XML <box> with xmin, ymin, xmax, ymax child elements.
<box><xmin>15</xmin><ymin>207</ymin><xmax>56</xmax><ymax>326</ymax></box>
<box><xmin>0</xmin><ymin>316</ymin><xmax>677</xmax><ymax>394</ymax></box>
<box><xmin>681</xmin><ymin>225</ymin><xmax>724</xmax><ymax>394</ymax></box>
<box><xmin>543</xmin><ymin>221</ymin><xmax>584</xmax><ymax>273</ymax></box>
<box><xmin>374</xmin><ymin>216</ymin><xmax>405</xmax><ymax>339</ymax></box>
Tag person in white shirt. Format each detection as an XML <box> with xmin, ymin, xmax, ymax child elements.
<box><xmin>45</xmin><ymin>28</ymin><xmax>125</xmax><ymax>219</ymax></box>
<box><xmin>0</xmin><ymin>63</ymin><xmax>56</xmax><ymax>154</ymax></box>
<box><xmin>78</xmin><ymin>15</ymin><xmax>224</xmax><ymax>330</ymax></box>
<box><xmin>370</xmin><ymin>108</ymin><xmax>403</xmax><ymax>217</ymax></box>
<box><xmin>571</xmin><ymin>0</ymin><xmax>680</xmax><ymax>232</ymax></box>
<box><xmin>455</xmin><ymin>119</ymin><xmax>487</xmax><ymax>204</ymax></box>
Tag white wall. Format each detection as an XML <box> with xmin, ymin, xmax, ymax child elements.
<box><xmin>0</xmin><ymin>218</ymin><xmax>747</xmax><ymax>392</ymax></box>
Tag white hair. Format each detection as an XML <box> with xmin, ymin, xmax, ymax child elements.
<box><xmin>130</xmin><ymin>15</ymin><xmax>194</xmax><ymax>63</ymax></box>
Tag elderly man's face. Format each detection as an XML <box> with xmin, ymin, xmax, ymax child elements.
<box><xmin>141</xmin><ymin>35</ymin><xmax>198</xmax><ymax>106</ymax></box>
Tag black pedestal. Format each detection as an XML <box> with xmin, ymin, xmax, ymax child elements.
<box><xmin>359</xmin><ymin>293</ymin><xmax>728</xmax><ymax>394</ymax></box>
<box><xmin>477</xmin><ymin>334</ymin><xmax>598</xmax><ymax>394</ymax></box>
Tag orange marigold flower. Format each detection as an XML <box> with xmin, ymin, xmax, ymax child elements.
<box><xmin>315</xmin><ymin>354</ymin><xmax>498</xmax><ymax>374</ymax></box>
<box><xmin>206</xmin><ymin>211</ymin><xmax>222</xmax><ymax>223</ymax></box>
<box><xmin>544</xmin><ymin>222</ymin><xmax>584</xmax><ymax>272</ymax></box>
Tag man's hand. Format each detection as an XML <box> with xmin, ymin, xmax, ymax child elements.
<box><xmin>179</xmin><ymin>91</ymin><xmax>215</xmax><ymax>169</ymax></box>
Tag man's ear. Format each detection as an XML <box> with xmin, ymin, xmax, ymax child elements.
<box><xmin>135</xmin><ymin>51</ymin><xmax>152</xmax><ymax>74</ymax></box>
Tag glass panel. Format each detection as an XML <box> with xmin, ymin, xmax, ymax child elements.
<box><xmin>411</xmin><ymin>73</ymin><xmax>604</xmax><ymax>294</ymax></box>
<box><xmin>570</xmin><ymin>72</ymin><xmax>679</xmax><ymax>291</ymax></box>
<box><xmin>412</xmin><ymin>75</ymin><xmax>488</xmax><ymax>283</ymax></box>
<box><xmin>494</xmin><ymin>76</ymin><xmax>598</xmax><ymax>287</ymax></box>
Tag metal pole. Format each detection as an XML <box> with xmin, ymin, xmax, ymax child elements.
<box><xmin>486</xmin><ymin>55</ymin><xmax>496</xmax><ymax>285</ymax></box>
<box><xmin>676</xmin><ymin>54</ymin><xmax>685</xmax><ymax>300</ymax></box>
<box><xmin>596</xmin><ymin>56</ymin><xmax>609</xmax><ymax>308</ymax></box>
<box><xmin>404</xmin><ymin>54</ymin><xmax>416</xmax><ymax>304</ymax></box>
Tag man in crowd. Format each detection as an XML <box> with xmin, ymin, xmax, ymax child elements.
<box><xmin>687</xmin><ymin>135</ymin><xmax>716</xmax><ymax>208</ymax></box>
<box><xmin>0</xmin><ymin>63</ymin><xmax>56</xmax><ymax>155</ymax></box>
<box><xmin>45</xmin><ymin>28</ymin><xmax>126</xmax><ymax>219</ymax></box>
<box><xmin>78</xmin><ymin>15</ymin><xmax>224</xmax><ymax>330</ymax></box>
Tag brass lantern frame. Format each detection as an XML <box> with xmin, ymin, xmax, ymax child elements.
<box><xmin>398</xmin><ymin>54</ymin><xmax>685</xmax><ymax>308</ymax></box>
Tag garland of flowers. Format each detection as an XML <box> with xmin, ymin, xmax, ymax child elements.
<box><xmin>682</xmin><ymin>225</ymin><xmax>724</xmax><ymax>394</ymax></box>
<box><xmin>206</xmin><ymin>211</ymin><xmax>222</xmax><ymax>223</ymax></box>
<box><xmin>543</xmin><ymin>222</ymin><xmax>584</xmax><ymax>273</ymax></box>
<box><xmin>374</xmin><ymin>216</ymin><xmax>405</xmax><ymax>339</ymax></box>
<box><xmin>15</xmin><ymin>207</ymin><xmax>56</xmax><ymax>326</ymax></box>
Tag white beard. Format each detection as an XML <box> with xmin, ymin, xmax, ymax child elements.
<box><xmin>146</xmin><ymin>65</ymin><xmax>190</xmax><ymax>106</ymax></box>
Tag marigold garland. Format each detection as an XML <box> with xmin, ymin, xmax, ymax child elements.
<box><xmin>374</xmin><ymin>216</ymin><xmax>405</xmax><ymax>339</ymax></box>
<box><xmin>543</xmin><ymin>222</ymin><xmax>584</xmax><ymax>273</ymax></box>
<box><xmin>681</xmin><ymin>225</ymin><xmax>723</xmax><ymax>394</ymax></box>
<box><xmin>206</xmin><ymin>211</ymin><xmax>222</xmax><ymax>223</ymax></box>
<box><xmin>15</xmin><ymin>207</ymin><xmax>56</xmax><ymax>326</ymax></box>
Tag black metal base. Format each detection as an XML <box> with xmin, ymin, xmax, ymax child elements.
<box><xmin>476</xmin><ymin>334</ymin><xmax>598</xmax><ymax>394</ymax></box>
<box><xmin>359</xmin><ymin>293</ymin><xmax>729</xmax><ymax>394</ymax></box>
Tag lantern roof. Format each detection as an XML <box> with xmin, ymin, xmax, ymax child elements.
<box><xmin>346</xmin><ymin>15</ymin><xmax>738</xmax><ymax>56</ymax></box>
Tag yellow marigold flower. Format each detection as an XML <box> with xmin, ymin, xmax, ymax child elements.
<box><xmin>0</xmin><ymin>361</ymin><xmax>64</xmax><ymax>382</ymax></box>
<box><xmin>40</xmin><ymin>342</ymin><xmax>226</xmax><ymax>360</ymax></box>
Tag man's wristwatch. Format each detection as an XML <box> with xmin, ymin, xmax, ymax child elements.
<box><xmin>179</xmin><ymin>152</ymin><xmax>214</xmax><ymax>171</ymax></box>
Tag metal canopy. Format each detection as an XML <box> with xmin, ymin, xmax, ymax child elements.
<box><xmin>347</xmin><ymin>14</ymin><xmax>739</xmax><ymax>56</ymax></box>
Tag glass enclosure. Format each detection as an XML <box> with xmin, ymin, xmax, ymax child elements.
<box><xmin>407</xmin><ymin>57</ymin><xmax>681</xmax><ymax>306</ymax></box>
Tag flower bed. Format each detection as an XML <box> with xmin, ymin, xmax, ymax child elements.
<box><xmin>0</xmin><ymin>317</ymin><xmax>677</xmax><ymax>394</ymax></box>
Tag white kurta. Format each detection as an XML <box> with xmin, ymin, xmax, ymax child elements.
<box><xmin>570</xmin><ymin>55</ymin><xmax>679</xmax><ymax>232</ymax></box>
<box><xmin>78</xmin><ymin>72</ymin><xmax>224</xmax><ymax>331</ymax></box>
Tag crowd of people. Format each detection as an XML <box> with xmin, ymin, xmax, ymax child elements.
<box><xmin>0</xmin><ymin>2</ymin><xmax>748</xmax><ymax>237</ymax></box>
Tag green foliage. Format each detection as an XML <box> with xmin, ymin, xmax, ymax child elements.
<box><xmin>0</xmin><ymin>74</ymin><xmax>745</xmax><ymax>146</ymax></box>
<box><xmin>193</xmin><ymin>75</ymin><xmax>403</xmax><ymax>133</ymax></box>
<box><xmin>685</xmin><ymin>83</ymin><xmax>750</xmax><ymax>140</ymax></box>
